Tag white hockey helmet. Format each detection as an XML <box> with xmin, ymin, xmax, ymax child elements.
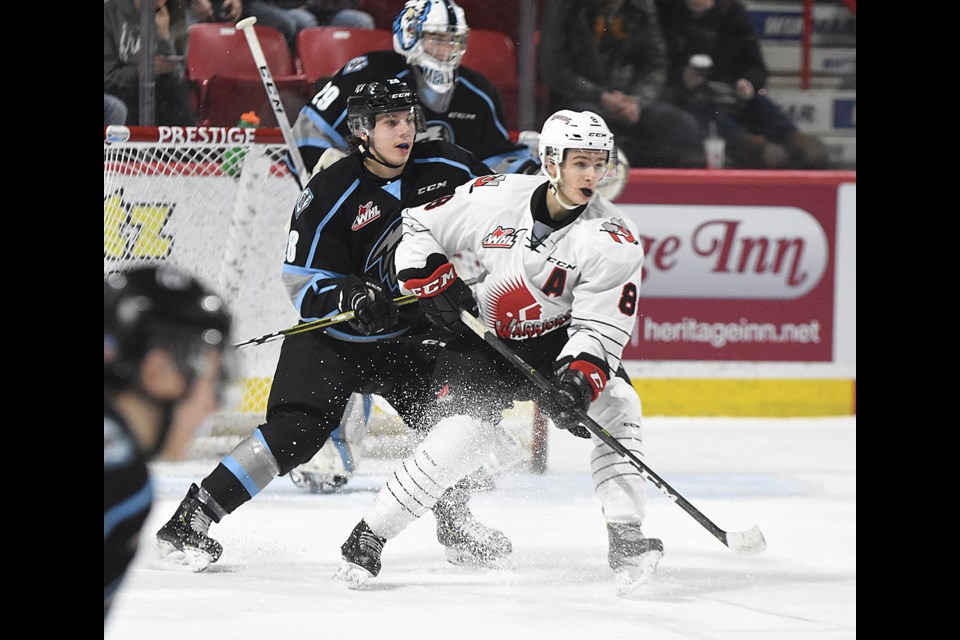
<box><xmin>539</xmin><ymin>110</ymin><xmax>616</xmax><ymax>185</ymax></box>
<box><xmin>393</xmin><ymin>0</ymin><xmax>469</xmax><ymax>93</ymax></box>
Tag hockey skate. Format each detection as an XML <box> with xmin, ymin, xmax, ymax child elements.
<box><xmin>433</xmin><ymin>483</ymin><xmax>512</xmax><ymax>567</ymax></box>
<box><xmin>334</xmin><ymin>520</ymin><xmax>386</xmax><ymax>589</ymax></box>
<box><xmin>607</xmin><ymin>522</ymin><xmax>663</xmax><ymax>596</ymax></box>
<box><xmin>156</xmin><ymin>483</ymin><xmax>223</xmax><ymax>572</ymax></box>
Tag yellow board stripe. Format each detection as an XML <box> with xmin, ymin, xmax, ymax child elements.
<box><xmin>233</xmin><ymin>376</ymin><xmax>857</xmax><ymax>418</ymax></box>
<box><xmin>631</xmin><ymin>378</ymin><xmax>856</xmax><ymax>417</ymax></box>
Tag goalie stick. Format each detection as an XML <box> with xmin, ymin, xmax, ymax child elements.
<box><xmin>236</xmin><ymin>16</ymin><xmax>308</xmax><ymax>185</ymax></box>
<box><xmin>458</xmin><ymin>308</ymin><xmax>767</xmax><ymax>556</ymax></box>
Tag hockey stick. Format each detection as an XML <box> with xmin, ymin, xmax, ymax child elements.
<box><xmin>458</xmin><ymin>309</ymin><xmax>767</xmax><ymax>556</ymax></box>
<box><xmin>236</xmin><ymin>16</ymin><xmax>308</xmax><ymax>185</ymax></box>
<box><xmin>234</xmin><ymin>277</ymin><xmax>481</xmax><ymax>348</ymax></box>
<box><xmin>233</xmin><ymin>291</ymin><xmax>418</xmax><ymax>348</ymax></box>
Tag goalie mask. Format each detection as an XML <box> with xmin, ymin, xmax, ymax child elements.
<box><xmin>393</xmin><ymin>0</ymin><xmax>469</xmax><ymax>105</ymax></box>
<box><xmin>538</xmin><ymin>110</ymin><xmax>618</xmax><ymax>205</ymax></box>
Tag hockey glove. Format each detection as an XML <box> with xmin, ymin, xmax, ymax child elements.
<box><xmin>338</xmin><ymin>276</ymin><xmax>399</xmax><ymax>335</ymax></box>
<box><xmin>552</xmin><ymin>357</ymin><xmax>609</xmax><ymax>439</ymax></box>
<box><xmin>402</xmin><ymin>260</ymin><xmax>478</xmax><ymax>335</ymax></box>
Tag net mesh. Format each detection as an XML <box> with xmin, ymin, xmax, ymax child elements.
<box><xmin>104</xmin><ymin>137</ymin><xmax>299</xmax><ymax>449</ymax></box>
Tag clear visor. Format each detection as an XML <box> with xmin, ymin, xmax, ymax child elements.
<box><xmin>553</xmin><ymin>147</ymin><xmax>616</xmax><ymax>182</ymax></box>
<box><xmin>374</xmin><ymin>106</ymin><xmax>425</xmax><ymax>133</ymax></box>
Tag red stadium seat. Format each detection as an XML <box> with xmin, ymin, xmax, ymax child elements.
<box><xmin>296</xmin><ymin>27</ymin><xmax>394</xmax><ymax>87</ymax></box>
<box><xmin>461</xmin><ymin>28</ymin><xmax>520</xmax><ymax>129</ymax></box>
<box><xmin>186</xmin><ymin>23</ymin><xmax>310</xmax><ymax>127</ymax></box>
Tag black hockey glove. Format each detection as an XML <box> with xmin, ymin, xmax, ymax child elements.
<box><xmin>338</xmin><ymin>276</ymin><xmax>399</xmax><ymax>335</ymax></box>
<box><xmin>552</xmin><ymin>357</ymin><xmax>610</xmax><ymax>439</ymax></box>
<box><xmin>401</xmin><ymin>260</ymin><xmax>478</xmax><ymax>335</ymax></box>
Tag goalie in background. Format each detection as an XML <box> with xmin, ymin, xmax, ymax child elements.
<box><xmin>335</xmin><ymin>110</ymin><xmax>661</xmax><ymax>596</ymax></box>
<box><xmin>154</xmin><ymin>78</ymin><xmax>515</xmax><ymax>572</ymax></box>
<box><xmin>104</xmin><ymin>266</ymin><xmax>233</xmax><ymax>625</ymax></box>
<box><xmin>290</xmin><ymin>0</ymin><xmax>539</xmax><ymax>181</ymax></box>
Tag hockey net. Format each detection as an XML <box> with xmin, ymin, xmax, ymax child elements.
<box><xmin>103</xmin><ymin>125</ymin><xmax>546</xmax><ymax>476</ymax></box>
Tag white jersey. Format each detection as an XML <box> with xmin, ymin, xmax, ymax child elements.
<box><xmin>397</xmin><ymin>173</ymin><xmax>644</xmax><ymax>374</ymax></box>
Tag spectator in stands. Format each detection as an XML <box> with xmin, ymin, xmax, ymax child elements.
<box><xmin>538</xmin><ymin>0</ymin><xmax>706</xmax><ymax>168</ymax></box>
<box><xmin>189</xmin><ymin>1</ymin><xmax>374</xmax><ymax>51</ymax></box>
<box><xmin>305</xmin><ymin>1</ymin><xmax>375</xmax><ymax>29</ymax></box>
<box><xmin>104</xmin><ymin>0</ymin><xmax>196</xmax><ymax>126</ymax></box>
<box><xmin>656</xmin><ymin>0</ymin><xmax>828</xmax><ymax>169</ymax></box>
<box><xmin>104</xmin><ymin>93</ymin><xmax>128</xmax><ymax>126</ymax></box>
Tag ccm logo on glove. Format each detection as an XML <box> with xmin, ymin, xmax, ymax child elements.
<box><xmin>405</xmin><ymin>262</ymin><xmax>458</xmax><ymax>298</ymax></box>
<box><xmin>568</xmin><ymin>359</ymin><xmax>608</xmax><ymax>400</ymax></box>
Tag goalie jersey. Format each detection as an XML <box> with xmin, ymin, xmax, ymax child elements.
<box><xmin>291</xmin><ymin>51</ymin><xmax>536</xmax><ymax>179</ymax></box>
<box><xmin>396</xmin><ymin>173</ymin><xmax>645</xmax><ymax>374</ymax></box>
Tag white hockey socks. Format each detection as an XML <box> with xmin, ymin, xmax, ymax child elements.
<box><xmin>364</xmin><ymin>414</ymin><xmax>492</xmax><ymax>539</ymax></box>
<box><xmin>588</xmin><ymin>378</ymin><xmax>648</xmax><ymax>523</ymax></box>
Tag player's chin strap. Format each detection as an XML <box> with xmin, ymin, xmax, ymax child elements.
<box><xmin>358</xmin><ymin>142</ymin><xmax>405</xmax><ymax>170</ymax></box>
<box><xmin>548</xmin><ymin>181</ymin><xmax>583</xmax><ymax>211</ymax></box>
<box><xmin>455</xmin><ymin>307</ymin><xmax>768</xmax><ymax>557</ymax></box>
<box><xmin>543</xmin><ymin>160</ymin><xmax>586</xmax><ymax>211</ymax></box>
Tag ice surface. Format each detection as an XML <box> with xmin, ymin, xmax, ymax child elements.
<box><xmin>105</xmin><ymin>416</ymin><xmax>856</xmax><ymax>640</ymax></box>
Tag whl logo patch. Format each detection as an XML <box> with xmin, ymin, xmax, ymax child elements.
<box><xmin>352</xmin><ymin>201</ymin><xmax>381</xmax><ymax>230</ymax></box>
<box><xmin>482</xmin><ymin>225</ymin><xmax>525</xmax><ymax>248</ymax></box>
<box><xmin>600</xmin><ymin>218</ymin><xmax>638</xmax><ymax>244</ymax></box>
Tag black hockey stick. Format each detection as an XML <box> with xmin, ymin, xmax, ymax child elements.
<box><xmin>458</xmin><ymin>309</ymin><xmax>767</xmax><ymax>555</ymax></box>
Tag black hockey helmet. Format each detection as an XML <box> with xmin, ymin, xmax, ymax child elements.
<box><xmin>104</xmin><ymin>265</ymin><xmax>232</xmax><ymax>391</ymax></box>
<box><xmin>346</xmin><ymin>77</ymin><xmax>425</xmax><ymax>138</ymax></box>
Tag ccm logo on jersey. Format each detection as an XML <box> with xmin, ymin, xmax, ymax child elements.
<box><xmin>483</xmin><ymin>225</ymin><xmax>525</xmax><ymax>248</ymax></box>
<box><xmin>352</xmin><ymin>201</ymin><xmax>382</xmax><ymax>230</ymax></box>
<box><xmin>447</xmin><ymin>112</ymin><xmax>477</xmax><ymax>120</ymax></box>
<box><xmin>418</xmin><ymin>181</ymin><xmax>447</xmax><ymax>194</ymax></box>
<box><xmin>601</xmin><ymin>218</ymin><xmax>638</xmax><ymax>244</ymax></box>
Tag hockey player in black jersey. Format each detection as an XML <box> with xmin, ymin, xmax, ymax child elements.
<box><xmin>290</xmin><ymin>0</ymin><xmax>538</xmax><ymax>181</ymax></box>
<box><xmin>155</xmin><ymin>78</ymin><xmax>513</xmax><ymax>572</ymax></box>
<box><xmin>104</xmin><ymin>266</ymin><xmax>232</xmax><ymax>624</ymax></box>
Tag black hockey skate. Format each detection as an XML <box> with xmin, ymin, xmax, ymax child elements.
<box><xmin>156</xmin><ymin>483</ymin><xmax>223</xmax><ymax>572</ymax></box>
<box><xmin>434</xmin><ymin>484</ymin><xmax>512</xmax><ymax>567</ymax></box>
<box><xmin>334</xmin><ymin>520</ymin><xmax>386</xmax><ymax>589</ymax></box>
<box><xmin>607</xmin><ymin>522</ymin><xmax>663</xmax><ymax>596</ymax></box>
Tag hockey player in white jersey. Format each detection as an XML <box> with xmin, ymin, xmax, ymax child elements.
<box><xmin>335</xmin><ymin>110</ymin><xmax>662</xmax><ymax>596</ymax></box>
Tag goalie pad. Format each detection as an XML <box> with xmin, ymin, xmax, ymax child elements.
<box><xmin>289</xmin><ymin>394</ymin><xmax>371</xmax><ymax>493</ymax></box>
<box><xmin>310</xmin><ymin>147</ymin><xmax>348</xmax><ymax>179</ymax></box>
